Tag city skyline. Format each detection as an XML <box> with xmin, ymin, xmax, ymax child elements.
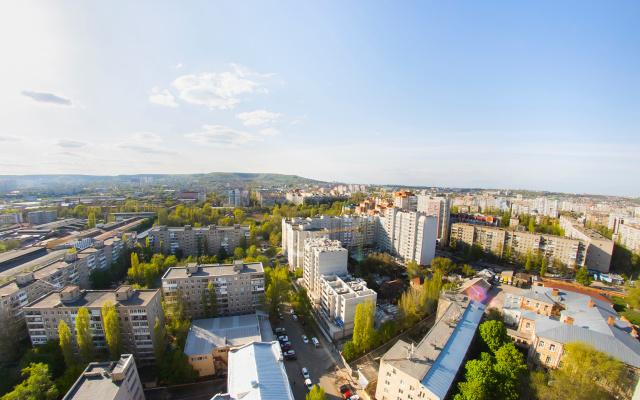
<box><xmin>1</xmin><ymin>1</ymin><xmax>638</xmax><ymax>196</ymax></box>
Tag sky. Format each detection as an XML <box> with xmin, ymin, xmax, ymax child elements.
<box><xmin>0</xmin><ymin>1</ymin><xmax>639</xmax><ymax>196</ymax></box>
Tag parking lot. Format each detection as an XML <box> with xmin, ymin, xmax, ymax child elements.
<box><xmin>275</xmin><ymin>307</ymin><xmax>348</xmax><ymax>400</ymax></box>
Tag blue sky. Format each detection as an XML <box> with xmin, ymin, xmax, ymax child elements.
<box><xmin>0</xmin><ymin>1</ymin><xmax>638</xmax><ymax>195</ymax></box>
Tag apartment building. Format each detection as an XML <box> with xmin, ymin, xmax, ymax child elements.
<box><xmin>450</xmin><ymin>223</ymin><xmax>587</xmax><ymax>268</ymax></box>
<box><xmin>616</xmin><ymin>224</ymin><xmax>640</xmax><ymax>252</ymax></box>
<box><xmin>24</xmin><ymin>285</ymin><xmax>163</xmax><ymax>364</ymax></box>
<box><xmin>375</xmin><ymin>287</ymin><xmax>486</xmax><ymax>400</ymax></box>
<box><xmin>28</xmin><ymin>210</ymin><xmax>58</xmax><ymax>225</ymax></box>
<box><xmin>282</xmin><ymin>215</ymin><xmax>376</xmax><ymax>269</ymax></box>
<box><xmin>502</xmin><ymin>286</ymin><xmax>640</xmax><ymax>395</ymax></box>
<box><xmin>147</xmin><ymin>225</ymin><xmax>249</xmax><ymax>257</ymax></box>
<box><xmin>0</xmin><ymin>273</ymin><xmax>55</xmax><ymax>361</ymax></box>
<box><xmin>318</xmin><ymin>275</ymin><xmax>377</xmax><ymax>339</ymax></box>
<box><xmin>0</xmin><ymin>213</ymin><xmax>23</xmax><ymax>225</ymax></box>
<box><xmin>255</xmin><ymin>190</ymin><xmax>286</xmax><ymax>206</ymax></box>
<box><xmin>560</xmin><ymin>216</ymin><xmax>614</xmax><ymax>272</ymax></box>
<box><xmin>416</xmin><ymin>195</ymin><xmax>451</xmax><ymax>246</ymax></box>
<box><xmin>62</xmin><ymin>354</ymin><xmax>145</xmax><ymax>400</ymax></box>
<box><xmin>161</xmin><ymin>261</ymin><xmax>265</xmax><ymax>319</ymax></box>
<box><xmin>302</xmin><ymin>238</ymin><xmax>348</xmax><ymax>296</ymax></box>
<box><xmin>184</xmin><ymin>313</ymin><xmax>266</xmax><ymax>376</ymax></box>
<box><xmin>378</xmin><ymin>208</ymin><xmax>438</xmax><ymax>266</ymax></box>
<box><xmin>227</xmin><ymin>189</ymin><xmax>250</xmax><ymax>207</ymax></box>
<box><xmin>34</xmin><ymin>237</ymin><xmax>126</xmax><ymax>290</ymax></box>
<box><xmin>393</xmin><ymin>190</ymin><xmax>417</xmax><ymax>212</ymax></box>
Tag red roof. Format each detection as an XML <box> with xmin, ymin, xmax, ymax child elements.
<box><xmin>542</xmin><ymin>282</ymin><xmax>613</xmax><ymax>305</ymax></box>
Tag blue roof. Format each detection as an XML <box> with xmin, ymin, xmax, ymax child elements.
<box><xmin>421</xmin><ymin>300</ymin><xmax>486</xmax><ymax>399</ymax></box>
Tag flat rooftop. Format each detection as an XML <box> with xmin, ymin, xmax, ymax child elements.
<box><xmin>162</xmin><ymin>262</ymin><xmax>264</xmax><ymax>279</ymax></box>
<box><xmin>62</xmin><ymin>355</ymin><xmax>134</xmax><ymax>400</ymax></box>
<box><xmin>25</xmin><ymin>287</ymin><xmax>159</xmax><ymax>309</ymax></box>
<box><xmin>184</xmin><ymin>314</ymin><xmax>262</xmax><ymax>356</ymax></box>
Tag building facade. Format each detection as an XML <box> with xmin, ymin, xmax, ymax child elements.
<box><xmin>161</xmin><ymin>261</ymin><xmax>265</xmax><ymax>319</ymax></box>
<box><xmin>28</xmin><ymin>210</ymin><xmax>57</xmax><ymax>225</ymax></box>
<box><xmin>560</xmin><ymin>216</ymin><xmax>614</xmax><ymax>272</ymax></box>
<box><xmin>417</xmin><ymin>195</ymin><xmax>451</xmax><ymax>247</ymax></box>
<box><xmin>318</xmin><ymin>275</ymin><xmax>377</xmax><ymax>339</ymax></box>
<box><xmin>0</xmin><ymin>213</ymin><xmax>23</xmax><ymax>225</ymax></box>
<box><xmin>616</xmin><ymin>224</ymin><xmax>640</xmax><ymax>253</ymax></box>
<box><xmin>377</xmin><ymin>208</ymin><xmax>438</xmax><ymax>266</ymax></box>
<box><xmin>148</xmin><ymin>225</ymin><xmax>249</xmax><ymax>257</ymax></box>
<box><xmin>302</xmin><ymin>238</ymin><xmax>348</xmax><ymax>295</ymax></box>
<box><xmin>24</xmin><ymin>286</ymin><xmax>163</xmax><ymax>364</ymax></box>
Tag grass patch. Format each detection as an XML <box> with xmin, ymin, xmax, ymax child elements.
<box><xmin>611</xmin><ymin>296</ymin><xmax>640</xmax><ymax>325</ymax></box>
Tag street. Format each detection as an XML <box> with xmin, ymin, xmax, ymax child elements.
<box><xmin>277</xmin><ymin>307</ymin><xmax>347</xmax><ymax>400</ymax></box>
<box><xmin>144</xmin><ymin>380</ymin><xmax>226</xmax><ymax>400</ymax></box>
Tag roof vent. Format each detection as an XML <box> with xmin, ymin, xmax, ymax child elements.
<box><xmin>251</xmin><ymin>380</ymin><xmax>259</xmax><ymax>388</ymax></box>
<box><xmin>608</xmin><ymin>316</ymin><xmax>615</xmax><ymax>326</ymax></box>
<box><xmin>589</xmin><ymin>299</ymin><xmax>595</xmax><ymax>308</ymax></box>
<box><xmin>552</xmin><ymin>289</ymin><xmax>559</xmax><ymax>296</ymax></box>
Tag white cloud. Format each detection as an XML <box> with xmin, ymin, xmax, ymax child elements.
<box><xmin>172</xmin><ymin>64</ymin><xmax>270</xmax><ymax>109</ymax></box>
<box><xmin>116</xmin><ymin>143</ymin><xmax>175</xmax><ymax>155</ymax></box>
<box><xmin>173</xmin><ymin>63</ymin><xmax>183</xmax><ymax>69</ymax></box>
<box><xmin>52</xmin><ymin>138</ymin><xmax>87</xmax><ymax>148</ymax></box>
<box><xmin>235</xmin><ymin>109</ymin><xmax>282</xmax><ymax>126</ymax></box>
<box><xmin>0</xmin><ymin>134</ymin><xmax>21</xmax><ymax>142</ymax></box>
<box><xmin>259</xmin><ymin>127</ymin><xmax>280</xmax><ymax>136</ymax></box>
<box><xmin>21</xmin><ymin>90</ymin><xmax>72</xmax><ymax>106</ymax></box>
<box><xmin>149</xmin><ymin>87</ymin><xmax>178</xmax><ymax>107</ymax></box>
<box><xmin>133</xmin><ymin>132</ymin><xmax>163</xmax><ymax>143</ymax></box>
<box><xmin>185</xmin><ymin>125</ymin><xmax>259</xmax><ymax>147</ymax></box>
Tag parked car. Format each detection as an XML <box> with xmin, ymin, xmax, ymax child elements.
<box><xmin>312</xmin><ymin>337</ymin><xmax>320</xmax><ymax>347</ymax></box>
<box><xmin>292</xmin><ymin>314</ymin><xmax>298</xmax><ymax>322</ymax></box>
<box><xmin>304</xmin><ymin>378</ymin><xmax>313</xmax><ymax>391</ymax></box>
<box><xmin>275</xmin><ymin>327</ymin><xmax>286</xmax><ymax>334</ymax></box>
<box><xmin>343</xmin><ymin>392</ymin><xmax>352</xmax><ymax>399</ymax></box>
<box><xmin>340</xmin><ymin>385</ymin><xmax>351</xmax><ymax>394</ymax></box>
<box><xmin>302</xmin><ymin>335</ymin><xmax>309</xmax><ymax>344</ymax></box>
<box><xmin>301</xmin><ymin>367</ymin><xmax>310</xmax><ymax>380</ymax></box>
<box><xmin>283</xmin><ymin>350</ymin><xmax>296</xmax><ymax>360</ymax></box>
<box><xmin>278</xmin><ymin>335</ymin><xmax>289</xmax><ymax>342</ymax></box>
<box><xmin>281</xmin><ymin>344</ymin><xmax>292</xmax><ymax>352</ymax></box>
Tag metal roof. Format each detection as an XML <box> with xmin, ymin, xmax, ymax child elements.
<box><xmin>227</xmin><ymin>341</ymin><xmax>294</xmax><ymax>400</ymax></box>
<box><xmin>184</xmin><ymin>314</ymin><xmax>261</xmax><ymax>356</ymax></box>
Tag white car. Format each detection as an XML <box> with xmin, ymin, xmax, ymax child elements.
<box><xmin>302</xmin><ymin>335</ymin><xmax>309</xmax><ymax>344</ymax></box>
<box><xmin>311</xmin><ymin>337</ymin><xmax>320</xmax><ymax>347</ymax></box>
<box><xmin>290</xmin><ymin>309</ymin><xmax>295</xmax><ymax>314</ymax></box>
<box><xmin>305</xmin><ymin>379</ymin><xmax>313</xmax><ymax>391</ymax></box>
<box><xmin>278</xmin><ymin>335</ymin><xmax>289</xmax><ymax>342</ymax></box>
<box><xmin>301</xmin><ymin>367</ymin><xmax>310</xmax><ymax>380</ymax></box>
<box><xmin>292</xmin><ymin>314</ymin><xmax>298</xmax><ymax>322</ymax></box>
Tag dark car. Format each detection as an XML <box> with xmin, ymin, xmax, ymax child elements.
<box><xmin>340</xmin><ymin>384</ymin><xmax>351</xmax><ymax>394</ymax></box>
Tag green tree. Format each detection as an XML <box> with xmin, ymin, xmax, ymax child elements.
<box><xmin>164</xmin><ymin>255</ymin><xmax>178</xmax><ymax>269</ymax></box>
<box><xmin>2</xmin><ymin>363</ymin><xmax>59</xmax><ymax>400</ymax></box>
<box><xmin>87</xmin><ymin>213</ymin><xmax>97</xmax><ymax>229</ymax></box>
<box><xmin>454</xmin><ymin>353</ymin><xmax>497</xmax><ymax>400</ymax></box>
<box><xmin>406</xmin><ymin>262</ymin><xmax>422</xmax><ymax>279</ymax></box>
<box><xmin>540</xmin><ymin>258</ymin><xmax>547</xmax><ymax>277</ymax></box>
<box><xmin>294</xmin><ymin>286</ymin><xmax>313</xmax><ymax>321</ymax></box>
<box><xmin>19</xmin><ymin>340</ymin><xmax>65</xmax><ymax>380</ymax></box>
<box><xmin>158</xmin><ymin>209</ymin><xmax>168</xmax><ymax>225</ymax></box>
<box><xmin>341</xmin><ymin>341</ymin><xmax>356</xmax><ymax>360</ymax></box>
<box><xmin>58</xmin><ymin>320</ymin><xmax>75</xmax><ymax>367</ymax></box>
<box><xmin>102</xmin><ymin>300</ymin><xmax>123</xmax><ymax>361</ymax></box>
<box><xmin>264</xmin><ymin>265</ymin><xmax>290</xmax><ymax>319</ymax></box>
<box><xmin>531</xmin><ymin>342</ymin><xmax>629</xmax><ymax>400</ymax></box>
<box><xmin>246</xmin><ymin>245</ymin><xmax>260</xmax><ymax>259</ymax></box>
<box><xmin>53</xmin><ymin>364</ymin><xmax>85</xmax><ymax>397</ymax></box>
<box><xmin>201</xmin><ymin>288</ymin><xmax>210</xmax><ymax>318</ymax></box>
<box><xmin>479</xmin><ymin>320</ymin><xmax>508</xmax><ymax>354</ymax></box>
<box><xmin>525</xmin><ymin>254</ymin><xmax>532</xmax><ymax>273</ymax></box>
<box><xmin>218</xmin><ymin>246</ymin><xmax>228</xmax><ymax>261</ymax></box>
<box><xmin>430</xmin><ymin>257</ymin><xmax>456</xmax><ymax>274</ymax></box>
<box><xmin>528</xmin><ymin>218</ymin><xmax>535</xmax><ymax>232</ymax></box>
<box><xmin>154</xmin><ymin>317</ymin><xmax>167</xmax><ymax>362</ymax></box>
<box><xmin>75</xmin><ymin>307</ymin><xmax>94</xmax><ymax>363</ymax></box>
<box><xmin>233</xmin><ymin>247</ymin><xmax>245</xmax><ymax>260</ymax></box>
<box><xmin>575</xmin><ymin>266</ymin><xmax>593</xmax><ymax>286</ymax></box>
<box><xmin>306</xmin><ymin>385</ymin><xmax>327</xmax><ymax>400</ymax></box>
<box><xmin>494</xmin><ymin>343</ymin><xmax>526</xmax><ymax>399</ymax></box>
<box><xmin>352</xmin><ymin>299</ymin><xmax>376</xmax><ymax>354</ymax></box>
<box><xmin>156</xmin><ymin>349</ymin><xmax>199</xmax><ymax>385</ymax></box>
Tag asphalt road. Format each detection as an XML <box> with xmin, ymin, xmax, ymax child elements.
<box><xmin>277</xmin><ymin>306</ymin><xmax>346</xmax><ymax>400</ymax></box>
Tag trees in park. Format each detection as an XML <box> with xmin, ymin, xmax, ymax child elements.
<box><xmin>264</xmin><ymin>265</ymin><xmax>290</xmax><ymax>319</ymax></box>
<box><xmin>75</xmin><ymin>307</ymin><xmax>94</xmax><ymax>363</ymax></box>
<box><xmin>479</xmin><ymin>320</ymin><xmax>509</xmax><ymax>354</ymax></box>
<box><xmin>531</xmin><ymin>342</ymin><xmax>630</xmax><ymax>400</ymax></box>
<box><xmin>1</xmin><ymin>363</ymin><xmax>58</xmax><ymax>400</ymax></box>
<box><xmin>58</xmin><ymin>321</ymin><xmax>75</xmax><ymax>367</ymax></box>
<box><xmin>102</xmin><ymin>300</ymin><xmax>123</xmax><ymax>361</ymax></box>
<box><xmin>406</xmin><ymin>262</ymin><xmax>423</xmax><ymax>279</ymax></box>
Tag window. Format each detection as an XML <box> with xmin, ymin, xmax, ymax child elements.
<box><xmin>385</xmin><ymin>380</ymin><xmax>390</xmax><ymax>386</ymax></box>
<box><xmin>536</xmin><ymin>303</ymin><xmax>540</xmax><ymax>308</ymax></box>
<box><xmin>384</xmin><ymin>388</ymin><xmax>388</xmax><ymax>394</ymax></box>
<box><xmin>546</xmin><ymin>356</ymin><xmax>553</xmax><ymax>364</ymax></box>
<box><xmin>526</xmin><ymin>300</ymin><xmax>531</xmax><ymax>306</ymax></box>
<box><xmin>398</xmin><ymin>388</ymin><xmax>404</xmax><ymax>394</ymax></box>
<box><xmin>549</xmin><ymin>344</ymin><xmax>556</xmax><ymax>352</ymax></box>
<box><xmin>539</xmin><ymin>341</ymin><xmax>545</xmax><ymax>348</ymax></box>
<box><xmin>544</xmin><ymin>305</ymin><xmax>549</xmax><ymax>311</ymax></box>
<box><xmin>400</xmin><ymin>380</ymin><xmax>404</xmax><ymax>386</ymax></box>
<box><xmin>409</xmin><ymin>386</ymin><xmax>415</xmax><ymax>391</ymax></box>
<box><xmin>525</xmin><ymin>323</ymin><xmax>531</xmax><ymax>329</ymax></box>
<box><xmin>386</xmin><ymin>372</ymin><xmax>392</xmax><ymax>377</ymax></box>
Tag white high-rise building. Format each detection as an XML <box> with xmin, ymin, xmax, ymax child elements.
<box><xmin>417</xmin><ymin>195</ymin><xmax>451</xmax><ymax>246</ymax></box>
<box><xmin>378</xmin><ymin>208</ymin><xmax>438</xmax><ymax>266</ymax></box>
<box><xmin>302</xmin><ymin>238</ymin><xmax>348</xmax><ymax>295</ymax></box>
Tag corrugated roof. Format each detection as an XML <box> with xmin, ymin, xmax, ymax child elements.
<box><xmin>421</xmin><ymin>300</ymin><xmax>486</xmax><ymax>399</ymax></box>
<box><xmin>227</xmin><ymin>341</ymin><xmax>294</xmax><ymax>400</ymax></box>
<box><xmin>184</xmin><ymin>314</ymin><xmax>261</xmax><ymax>356</ymax></box>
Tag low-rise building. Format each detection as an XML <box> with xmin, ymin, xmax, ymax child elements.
<box><xmin>502</xmin><ymin>285</ymin><xmax>640</xmax><ymax>395</ymax></box>
<box><xmin>62</xmin><ymin>354</ymin><xmax>144</xmax><ymax>400</ymax></box>
<box><xmin>147</xmin><ymin>225</ymin><xmax>249</xmax><ymax>257</ymax></box>
<box><xmin>184</xmin><ymin>313</ymin><xmax>269</xmax><ymax>376</ymax></box>
<box><xmin>317</xmin><ymin>275</ymin><xmax>377</xmax><ymax>339</ymax></box>
<box><xmin>375</xmin><ymin>287</ymin><xmax>486</xmax><ymax>400</ymax></box>
<box><xmin>24</xmin><ymin>285</ymin><xmax>163</xmax><ymax>365</ymax></box>
<box><xmin>212</xmin><ymin>341</ymin><xmax>294</xmax><ymax>400</ymax></box>
<box><xmin>0</xmin><ymin>213</ymin><xmax>23</xmax><ymax>225</ymax></box>
<box><xmin>161</xmin><ymin>261</ymin><xmax>265</xmax><ymax>319</ymax></box>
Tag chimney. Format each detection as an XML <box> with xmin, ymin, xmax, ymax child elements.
<box><xmin>564</xmin><ymin>316</ymin><xmax>574</xmax><ymax>325</ymax></box>
<box><xmin>552</xmin><ymin>289</ymin><xmax>559</xmax><ymax>296</ymax></box>
<box><xmin>608</xmin><ymin>316</ymin><xmax>615</xmax><ymax>326</ymax></box>
<box><xmin>589</xmin><ymin>299</ymin><xmax>595</xmax><ymax>308</ymax></box>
